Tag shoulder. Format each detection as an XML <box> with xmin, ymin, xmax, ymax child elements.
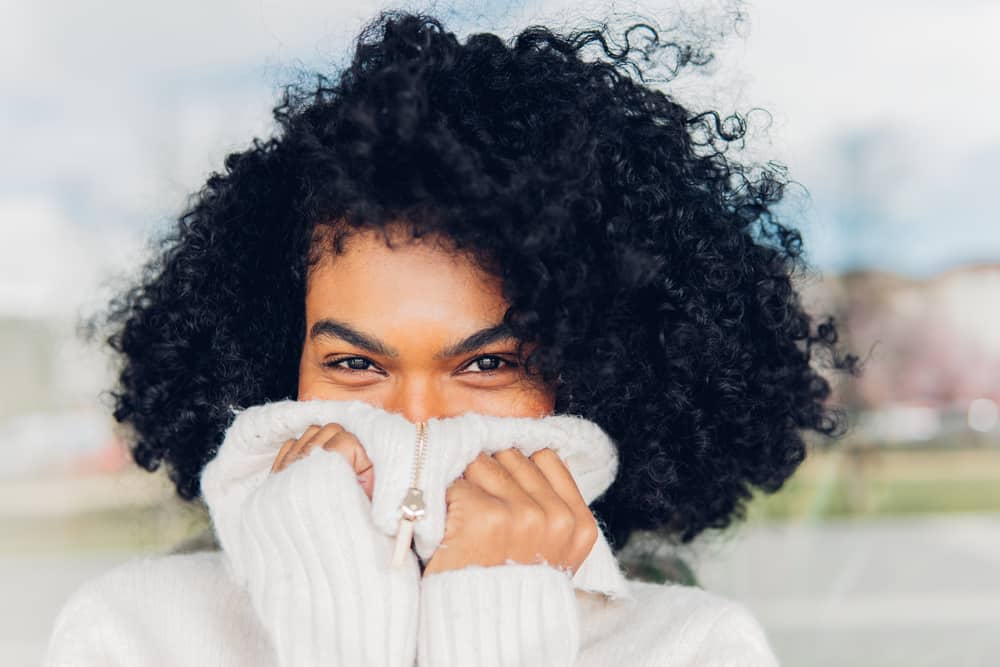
<box><xmin>55</xmin><ymin>550</ymin><xmax>239</xmax><ymax>617</ymax></box>
<box><xmin>79</xmin><ymin>548</ymin><xmax>226</xmax><ymax>585</ymax></box>
<box><xmin>44</xmin><ymin>551</ymin><xmax>269</xmax><ymax>666</ymax></box>
<box><xmin>579</xmin><ymin>579</ymin><xmax>779</xmax><ymax>666</ymax></box>
<box><xmin>628</xmin><ymin>580</ymin><xmax>780</xmax><ymax>665</ymax></box>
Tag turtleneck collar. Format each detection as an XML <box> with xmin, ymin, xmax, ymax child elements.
<box><xmin>201</xmin><ymin>398</ymin><xmax>633</xmax><ymax>601</ymax></box>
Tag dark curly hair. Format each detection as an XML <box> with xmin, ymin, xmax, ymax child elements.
<box><xmin>97</xmin><ymin>9</ymin><xmax>858</xmax><ymax>549</ymax></box>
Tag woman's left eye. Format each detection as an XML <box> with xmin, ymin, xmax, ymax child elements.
<box><xmin>462</xmin><ymin>355</ymin><xmax>516</xmax><ymax>374</ymax></box>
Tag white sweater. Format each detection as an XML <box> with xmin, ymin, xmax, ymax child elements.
<box><xmin>43</xmin><ymin>399</ymin><xmax>780</xmax><ymax>666</ymax></box>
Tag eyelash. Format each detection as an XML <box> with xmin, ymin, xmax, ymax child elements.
<box><xmin>322</xmin><ymin>354</ymin><xmax>517</xmax><ymax>375</ymax></box>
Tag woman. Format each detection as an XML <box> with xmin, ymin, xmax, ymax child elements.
<box><xmin>44</xmin><ymin>9</ymin><xmax>855</xmax><ymax>665</ymax></box>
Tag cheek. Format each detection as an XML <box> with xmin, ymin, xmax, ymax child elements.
<box><xmin>528</xmin><ymin>384</ymin><xmax>558</xmax><ymax>416</ymax></box>
<box><xmin>479</xmin><ymin>383</ymin><xmax>556</xmax><ymax>418</ymax></box>
<box><xmin>297</xmin><ymin>350</ymin><xmax>321</xmax><ymax>400</ymax></box>
<box><xmin>525</xmin><ymin>373</ymin><xmax>558</xmax><ymax>415</ymax></box>
<box><xmin>297</xmin><ymin>377</ymin><xmax>344</xmax><ymax>402</ymax></box>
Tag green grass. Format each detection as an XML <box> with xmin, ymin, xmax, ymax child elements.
<box><xmin>747</xmin><ymin>446</ymin><xmax>1000</xmax><ymax>521</ymax></box>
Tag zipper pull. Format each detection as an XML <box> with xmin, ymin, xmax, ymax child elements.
<box><xmin>391</xmin><ymin>421</ymin><xmax>428</xmax><ymax>567</ymax></box>
<box><xmin>391</xmin><ymin>487</ymin><xmax>425</xmax><ymax>566</ymax></box>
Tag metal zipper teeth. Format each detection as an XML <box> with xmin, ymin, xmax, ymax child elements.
<box><xmin>391</xmin><ymin>420</ymin><xmax>428</xmax><ymax>567</ymax></box>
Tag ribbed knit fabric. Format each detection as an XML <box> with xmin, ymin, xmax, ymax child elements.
<box><xmin>43</xmin><ymin>399</ymin><xmax>782</xmax><ymax>666</ymax></box>
<box><xmin>419</xmin><ymin>563</ymin><xmax>580</xmax><ymax>666</ymax></box>
<box><xmin>201</xmin><ymin>398</ymin><xmax>632</xmax><ymax>601</ymax></box>
<box><xmin>237</xmin><ymin>447</ymin><xmax>419</xmax><ymax>665</ymax></box>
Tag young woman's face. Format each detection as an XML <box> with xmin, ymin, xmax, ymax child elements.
<box><xmin>298</xmin><ymin>225</ymin><xmax>556</xmax><ymax>423</ymax></box>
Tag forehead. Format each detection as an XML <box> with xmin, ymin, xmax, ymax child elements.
<box><xmin>305</xmin><ymin>226</ymin><xmax>508</xmax><ymax>325</ymax></box>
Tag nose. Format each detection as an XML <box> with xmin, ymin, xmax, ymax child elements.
<box><xmin>379</xmin><ymin>383</ymin><xmax>455</xmax><ymax>424</ymax></box>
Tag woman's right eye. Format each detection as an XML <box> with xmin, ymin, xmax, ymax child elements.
<box><xmin>323</xmin><ymin>356</ymin><xmax>380</xmax><ymax>372</ymax></box>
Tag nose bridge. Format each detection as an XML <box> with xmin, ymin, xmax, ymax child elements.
<box><xmin>385</xmin><ymin>375</ymin><xmax>446</xmax><ymax>424</ymax></box>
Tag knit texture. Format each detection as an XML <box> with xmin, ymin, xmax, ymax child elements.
<box><xmin>237</xmin><ymin>448</ymin><xmax>419</xmax><ymax>665</ymax></box>
<box><xmin>43</xmin><ymin>399</ymin><xmax>781</xmax><ymax>666</ymax></box>
<box><xmin>200</xmin><ymin>398</ymin><xmax>632</xmax><ymax>600</ymax></box>
<box><xmin>419</xmin><ymin>563</ymin><xmax>580</xmax><ymax>666</ymax></box>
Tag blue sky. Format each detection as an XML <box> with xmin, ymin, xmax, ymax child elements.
<box><xmin>1</xmin><ymin>0</ymin><xmax>997</xmax><ymax>318</ymax></box>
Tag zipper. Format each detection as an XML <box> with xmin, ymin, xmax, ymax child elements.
<box><xmin>391</xmin><ymin>420</ymin><xmax>428</xmax><ymax>567</ymax></box>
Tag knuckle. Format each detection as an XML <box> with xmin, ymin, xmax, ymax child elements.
<box><xmin>325</xmin><ymin>430</ymin><xmax>364</xmax><ymax>454</ymax></box>
<box><xmin>547</xmin><ymin>509</ymin><xmax>577</xmax><ymax>537</ymax></box>
<box><xmin>325</xmin><ymin>435</ymin><xmax>370</xmax><ymax>469</ymax></box>
<box><xmin>445</xmin><ymin>478</ymin><xmax>470</xmax><ymax>501</ymax></box>
<box><xmin>296</xmin><ymin>431</ymin><xmax>316</xmax><ymax>447</ymax></box>
<box><xmin>315</xmin><ymin>423</ymin><xmax>345</xmax><ymax>440</ymax></box>
<box><xmin>579</xmin><ymin>513</ymin><xmax>599</xmax><ymax>539</ymax></box>
<box><xmin>573</xmin><ymin>514</ymin><xmax>599</xmax><ymax>550</ymax></box>
<box><xmin>529</xmin><ymin>448</ymin><xmax>556</xmax><ymax>464</ymax></box>
<box><xmin>494</xmin><ymin>447</ymin><xmax>523</xmax><ymax>464</ymax></box>
<box><xmin>482</xmin><ymin>504</ymin><xmax>511</xmax><ymax>531</ymax></box>
<box><xmin>321</xmin><ymin>430</ymin><xmax>351</xmax><ymax>448</ymax></box>
<box><xmin>517</xmin><ymin>505</ymin><xmax>546</xmax><ymax>533</ymax></box>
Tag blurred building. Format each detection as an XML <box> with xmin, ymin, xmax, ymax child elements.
<box><xmin>0</xmin><ymin>315</ymin><xmax>116</xmax><ymax>478</ymax></box>
<box><xmin>801</xmin><ymin>262</ymin><xmax>1000</xmax><ymax>445</ymax></box>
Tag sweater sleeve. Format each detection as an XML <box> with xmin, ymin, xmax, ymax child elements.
<box><xmin>233</xmin><ymin>447</ymin><xmax>420</xmax><ymax>666</ymax></box>
<box><xmin>417</xmin><ymin>562</ymin><xmax>580</xmax><ymax>666</ymax></box>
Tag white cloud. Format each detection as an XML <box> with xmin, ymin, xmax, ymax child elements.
<box><xmin>0</xmin><ymin>198</ymin><xmax>147</xmax><ymax>319</ymax></box>
<box><xmin>0</xmin><ymin>0</ymin><xmax>996</xmax><ymax>314</ymax></box>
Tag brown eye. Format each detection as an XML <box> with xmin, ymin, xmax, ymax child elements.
<box><xmin>461</xmin><ymin>355</ymin><xmax>516</xmax><ymax>374</ymax></box>
<box><xmin>323</xmin><ymin>356</ymin><xmax>380</xmax><ymax>372</ymax></box>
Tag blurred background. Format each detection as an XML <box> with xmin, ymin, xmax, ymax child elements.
<box><xmin>2</xmin><ymin>0</ymin><xmax>997</xmax><ymax>664</ymax></box>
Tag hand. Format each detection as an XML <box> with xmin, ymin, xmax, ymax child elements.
<box><xmin>270</xmin><ymin>423</ymin><xmax>375</xmax><ymax>500</ymax></box>
<box><xmin>423</xmin><ymin>447</ymin><xmax>599</xmax><ymax>577</ymax></box>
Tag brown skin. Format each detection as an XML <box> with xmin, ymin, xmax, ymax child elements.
<box><xmin>271</xmin><ymin>224</ymin><xmax>599</xmax><ymax>576</ymax></box>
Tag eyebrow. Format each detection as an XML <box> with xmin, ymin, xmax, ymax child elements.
<box><xmin>309</xmin><ymin>318</ymin><xmax>517</xmax><ymax>360</ymax></box>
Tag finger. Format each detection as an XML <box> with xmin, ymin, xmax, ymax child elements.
<box><xmin>298</xmin><ymin>423</ymin><xmax>348</xmax><ymax>465</ymax></box>
<box><xmin>495</xmin><ymin>448</ymin><xmax>579</xmax><ymax>567</ymax></box>
<box><xmin>530</xmin><ymin>448</ymin><xmax>599</xmax><ymax>569</ymax></box>
<box><xmin>320</xmin><ymin>431</ymin><xmax>373</xmax><ymax>471</ymax></box>
<box><xmin>271</xmin><ymin>424</ymin><xmax>323</xmax><ymax>473</ymax></box>
<box><xmin>320</xmin><ymin>430</ymin><xmax>375</xmax><ymax>491</ymax></box>
<box><xmin>462</xmin><ymin>452</ymin><xmax>536</xmax><ymax>508</ymax></box>
<box><xmin>297</xmin><ymin>423</ymin><xmax>324</xmax><ymax>444</ymax></box>
<box><xmin>528</xmin><ymin>448</ymin><xmax>588</xmax><ymax>508</ymax></box>
<box><xmin>444</xmin><ymin>477</ymin><xmax>509</xmax><ymax>529</ymax></box>
<box><xmin>493</xmin><ymin>448</ymin><xmax>572</xmax><ymax>516</ymax></box>
<box><xmin>271</xmin><ymin>439</ymin><xmax>297</xmax><ymax>473</ymax></box>
<box><xmin>302</xmin><ymin>422</ymin><xmax>346</xmax><ymax>449</ymax></box>
<box><xmin>442</xmin><ymin>477</ymin><xmax>506</xmax><ymax>539</ymax></box>
<box><xmin>444</xmin><ymin>477</ymin><xmax>486</xmax><ymax>505</ymax></box>
<box><xmin>280</xmin><ymin>423</ymin><xmax>337</xmax><ymax>470</ymax></box>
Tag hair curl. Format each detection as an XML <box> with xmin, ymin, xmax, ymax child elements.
<box><xmin>98</xmin><ymin>9</ymin><xmax>858</xmax><ymax>549</ymax></box>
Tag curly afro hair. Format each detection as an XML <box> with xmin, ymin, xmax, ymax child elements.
<box><xmin>99</xmin><ymin>9</ymin><xmax>857</xmax><ymax>549</ymax></box>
